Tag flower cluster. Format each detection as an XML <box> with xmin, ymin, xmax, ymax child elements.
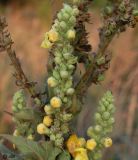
<box><xmin>41</xmin><ymin>4</ymin><xmax>79</xmax><ymax>49</ymax></box>
<box><xmin>37</xmin><ymin>3</ymin><xmax>79</xmax><ymax>147</ymax></box>
<box><xmin>87</xmin><ymin>91</ymin><xmax>115</xmax><ymax>160</ymax></box>
<box><xmin>66</xmin><ymin>134</ymin><xmax>97</xmax><ymax>160</ymax></box>
<box><xmin>2</xmin><ymin>0</ymin><xmax>138</xmax><ymax>159</ymax></box>
<box><xmin>12</xmin><ymin>90</ymin><xmax>34</xmax><ymax>140</ymax></box>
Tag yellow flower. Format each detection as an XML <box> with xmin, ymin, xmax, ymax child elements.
<box><xmin>41</xmin><ymin>39</ymin><xmax>53</xmax><ymax>49</ymax></box>
<box><xmin>43</xmin><ymin>116</ymin><xmax>53</xmax><ymax>127</ymax></box>
<box><xmin>50</xmin><ymin>97</ymin><xmax>62</xmax><ymax>108</ymax></box>
<box><xmin>44</xmin><ymin>104</ymin><xmax>53</xmax><ymax>115</ymax></box>
<box><xmin>37</xmin><ymin>123</ymin><xmax>47</xmax><ymax>135</ymax></box>
<box><xmin>47</xmin><ymin>77</ymin><xmax>57</xmax><ymax>87</ymax></box>
<box><xmin>104</xmin><ymin>137</ymin><xmax>112</xmax><ymax>148</ymax></box>
<box><xmin>48</xmin><ymin>30</ymin><xmax>59</xmax><ymax>42</ymax></box>
<box><xmin>66</xmin><ymin>134</ymin><xmax>79</xmax><ymax>157</ymax></box>
<box><xmin>13</xmin><ymin>129</ymin><xmax>20</xmax><ymax>136</ymax></box>
<box><xmin>67</xmin><ymin>29</ymin><xmax>76</xmax><ymax>39</ymax></box>
<box><xmin>27</xmin><ymin>134</ymin><xmax>34</xmax><ymax>140</ymax></box>
<box><xmin>86</xmin><ymin>139</ymin><xmax>97</xmax><ymax>151</ymax></box>
<box><xmin>74</xmin><ymin>148</ymin><xmax>88</xmax><ymax>160</ymax></box>
<box><xmin>78</xmin><ymin>138</ymin><xmax>86</xmax><ymax>147</ymax></box>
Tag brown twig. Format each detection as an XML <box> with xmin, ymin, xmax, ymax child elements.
<box><xmin>0</xmin><ymin>16</ymin><xmax>41</xmax><ymax>103</ymax></box>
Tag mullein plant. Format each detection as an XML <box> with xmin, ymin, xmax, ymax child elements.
<box><xmin>0</xmin><ymin>0</ymin><xmax>137</xmax><ymax>160</ymax></box>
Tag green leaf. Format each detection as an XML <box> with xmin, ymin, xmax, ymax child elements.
<box><xmin>40</xmin><ymin>141</ymin><xmax>62</xmax><ymax>160</ymax></box>
<box><xmin>57</xmin><ymin>150</ymin><xmax>71</xmax><ymax>160</ymax></box>
<box><xmin>1</xmin><ymin>135</ymin><xmax>46</xmax><ymax>160</ymax></box>
<box><xmin>14</xmin><ymin>108</ymin><xmax>42</xmax><ymax>122</ymax></box>
<box><xmin>1</xmin><ymin>135</ymin><xmax>62</xmax><ymax>160</ymax></box>
<box><xmin>0</xmin><ymin>143</ymin><xmax>24</xmax><ymax>160</ymax></box>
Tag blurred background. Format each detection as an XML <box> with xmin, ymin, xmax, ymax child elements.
<box><xmin>0</xmin><ymin>0</ymin><xmax>138</xmax><ymax>160</ymax></box>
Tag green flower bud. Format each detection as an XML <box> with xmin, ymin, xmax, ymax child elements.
<box><xmin>56</xmin><ymin>133</ymin><xmax>62</xmax><ymax>139</ymax></box>
<box><xmin>94</xmin><ymin>125</ymin><xmax>102</xmax><ymax>133</ymax></box>
<box><xmin>103</xmin><ymin>100</ymin><xmax>110</xmax><ymax>107</ymax></box>
<box><xmin>55</xmin><ymin>57</ymin><xmax>62</xmax><ymax>64</ymax></box>
<box><xmin>96</xmin><ymin>56</ymin><xmax>106</xmax><ymax>65</ymax></box>
<box><xmin>57</xmin><ymin>12</ymin><xmax>63</xmax><ymax>20</ymax></box>
<box><xmin>66</xmin><ymin>88</ymin><xmax>75</xmax><ymax>96</ymax></box>
<box><xmin>87</xmin><ymin>126</ymin><xmax>94</xmax><ymax>137</ymax></box>
<box><xmin>50</xmin><ymin>134</ymin><xmax>56</xmax><ymax>141</ymax></box>
<box><xmin>60</xmin><ymin>21</ymin><xmax>67</xmax><ymax>29</ymax></box>
<box><xmin>18</xmin><ymin>98</ymin><xmax>24</xmax><ymax>103</ymax></box>
<box><xmin>68</xmin><ymin>64</ymin><xmax>75</xmax><ymax>70</ymax></box>
<box><xmin>95</xmin><ymin>113</ymin><xmax>102</xmax><ymax>122</ymax></box>
<box><xmin>63</xmin><ymin>97</ymin><xmax>68</xmax><ymax>103</ymax></box>
<box><xmin>73</xmin><ymin>7</ymin><xmax>79</xmax><ymax>15</ymax></box>
<box><xmin>69</xmin><ymin>16</ymin><xmax>76</xmax><ymax>24</ymax></box>
<box><xmin>60</xmin><ymin>70</ymin><xmax>69</xmax><ymax>79</ymax></box>
<box><xmin>60</xmin><ymin>63</ymin><xmax>68</xmax><ymax>70</ymax></box>
<box><xmin>34</xmin><ymin>98</ymin><xmax>41</xmax><ymax>106</ymax></box>
<box><xmin>102</xmin><ymin>112</ymin><xmax>110</xmax><ymax>120</ymax></box>
<box><xmin>17</xmin><ymin>104</ymin><xmax>23</xmax><ymax>110</ymax></box>
<box><xmin>64</xmin><ymin>4</ymin><xmax>73</xmax><ymax>13</ymax></box>
<box><xmin>119</xmin><ymin>3</ymin><xmax>126</xmax><ymax>12</ymax></box>
<box><xmin>62</xmin><ymin>113</ymin><xmax>73</xmax><ymax>122</ymax></box>
<box><xmin>63</xmin><ymin>13</ymin><xmax>70</xmax><ymax>20</ymax></box>
<box><xmin>104</xmin><ymin>6</ymin><xmax>113</xmax><ymax>15</ymax></box>
<box><xmin>107</xmin><ymin>104</ymin><xmax>114</xmax><ymax>111</ymax></box>
<box><xmin>63</xmin><ymin>53</ymin><xmax>71</xmax><ymax>59</ymax></box>
<box><xmin>101</xmin><ymin>122</ymin><xmax>108</xmax><ymax>127</ymax></box>
<box><xmin>98</xmin><ymin>74</ymin><xmax>105</xmax><ymax>82</ymax></box>
<box><xmin>108</xmin><ymin>117</ymin><xmax>115</xmax><ymax>124</ymax></box>
<box><xmin>68</xmin><ymin>57</ymin><xmax>77</xmax><ymax>65</ymax></box>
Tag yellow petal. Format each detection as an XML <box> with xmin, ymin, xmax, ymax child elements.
<box><xmin>41</xmin><ymin>39</ymin><xmax>53</xmax><ymax>49</ymax></box>
<box><xmin>86</xmin><ymin>139</ymin><xmax>97</xmax><ymax>151</ymax></box>
<box><xmin>66</xmin><ymin>134</ymin><xmax>79</xmax><ymax>157</ymax></box>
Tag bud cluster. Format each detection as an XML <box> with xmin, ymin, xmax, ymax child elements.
<box><xmin>39</xmin><ymin>3</ymin><xmax>80</xmax><ymax>147</ymax></box>
<box><xmin>101</xmin><ymin>0</ymin><xmax>137</xmax><ymax>38</ymax></box>
<box><xmin>12</xmin><ymin>90</ymin><xmax>26</xmax><ymax>113</ymax></box>
<box><xmin>12</xmin><ymin>90</ymin><xmax>35</xmax><ymax>141</ymax></box>
<box><xmin>87</xmin><ymin>91</ymin><xmax>115</xmax><ymax>160</ymax></box>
